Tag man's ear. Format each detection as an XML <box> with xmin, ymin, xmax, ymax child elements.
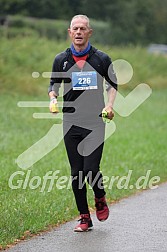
<box><xmin>89</xmin><ymin>29</ymin><xmax>93</xmax><ymax>37</ymax></box>
<box><xmin>68</xmin><ymin>28</ymin><xmax>71</xmax><ymax>37</ymax></box>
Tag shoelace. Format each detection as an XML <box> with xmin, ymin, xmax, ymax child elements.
<box><xmin>95</xmin><ymin>201</ymin><xmax>106</xmax><ymax>211</ymax></box>
<box><xmin>78</xmin><ymin>217</ymin><xmax>89</xmax><ymax>224</ymax></box>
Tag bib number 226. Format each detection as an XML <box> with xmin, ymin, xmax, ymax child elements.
<box><xmin>78</xmin><ymin>77</ymin><xmax>91</xmax><ymax>85</ymax></box>
<box><xmin>72</xmin><ymin>71</ymin><xmax>97</xmax><ymax>90</ymax></box>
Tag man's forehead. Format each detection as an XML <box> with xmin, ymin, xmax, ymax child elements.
<box><xmin>71</xmin><ymin>18</ymin><xmax>89</xmax><ymax>28</ymax></box>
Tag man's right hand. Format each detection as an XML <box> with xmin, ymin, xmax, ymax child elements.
<box><xmin>49</xmin><ymin>97</ymin><xmax>59</xmax><ymax>113</ymax></box>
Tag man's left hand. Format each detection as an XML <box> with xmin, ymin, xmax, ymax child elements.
<box><xmin>103</xmin><ymin>106</ymin><xmax>114</xmax><ymax>120</ymax></box>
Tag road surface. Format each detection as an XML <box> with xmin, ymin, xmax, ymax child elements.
<box><xmin>8</xmin><ymin>183</ymin><xmax>167</xmax><ymax>252</ymax></box>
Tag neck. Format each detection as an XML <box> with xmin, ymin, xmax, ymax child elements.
<box><xmin>71</xmin><ymin>42</ymin><xmax>91</xmax><ymax>57</ymax></box>
<box><xmin>73</xmin><ymin>42</ymin><xmax>89</xmax><ymax>52</ymax></box>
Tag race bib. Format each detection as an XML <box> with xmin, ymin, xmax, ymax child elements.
<box><xmin>72</xmin><ymin>71</ymin><xmax>97</xmax><ymax>90</ymax></box>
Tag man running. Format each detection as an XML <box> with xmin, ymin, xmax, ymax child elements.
<box><xmin>48</xmin><ymin>14</ymin><xmax>117</xmax><ymax>232</ymax></box>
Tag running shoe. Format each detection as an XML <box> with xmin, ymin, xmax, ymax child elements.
<box><xmin>74</xmin><ymin>214</ymin><xmax>93</xmax><ymax>232</ymax></box>
<box><xmin>95</xmin><ymin>196</ymin><xmax>109</xmax><ymax>221</ymax></box>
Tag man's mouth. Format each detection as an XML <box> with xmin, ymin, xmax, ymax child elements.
<box><xmin>75</xmin><ymin>37</ymin><xmax>83</xmax><ymax>40</ymax></box>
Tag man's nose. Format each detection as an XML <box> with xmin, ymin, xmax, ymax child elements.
<box><xmin>76</xmin><ymin>28</ymin><xmax>81</xmax><ymax>33</ymax></box>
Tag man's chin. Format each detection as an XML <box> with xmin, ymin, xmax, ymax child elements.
<box><xmin>74</xmin><ymin>39</ymin><xmax>84</xmax><ymax>44</ymax></box>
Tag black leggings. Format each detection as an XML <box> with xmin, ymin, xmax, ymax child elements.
<box><xmin>63</xmin><ymin>123</ymin><xmax>106</xmax><ymax>214</ymax></box>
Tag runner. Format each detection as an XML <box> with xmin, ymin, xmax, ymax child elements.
<box><xmin>48</xmin><ymin>14</ymin><xmax>117</xmax><ymax>232</ymax></box>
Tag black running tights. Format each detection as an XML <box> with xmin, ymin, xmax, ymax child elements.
<box><xmin>63</xmin><ymin>124</ymin><xmax>106</xmax><ymax>214</ymax></box>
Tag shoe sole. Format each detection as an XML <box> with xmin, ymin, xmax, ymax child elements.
<box><xmin>74</xmin><ymin>226</ymin><xmax>93</xmax><ymax>232</ymax></box>
<box><xmin>98</xmin><ymin>218</ymin><xmax>108</xmax><ymax>222</ymax></box>
<box><xmin>97</xmin><ymin>215</ymin><xmax>109</xmax><ymax>222</ymax></box>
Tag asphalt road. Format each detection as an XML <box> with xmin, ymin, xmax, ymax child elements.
<box><xmin>8</xmin><ymin>183</ymin><xmax>167</xmax><ymax>252</ymax></box>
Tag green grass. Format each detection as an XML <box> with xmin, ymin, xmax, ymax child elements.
<box><xmin>0</xmin><ymin>37</ymin><xmax>167</xmax><ymax>248</ymax></box>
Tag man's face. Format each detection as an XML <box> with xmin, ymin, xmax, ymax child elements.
<box><xmin>68</xmin><ymin>18</ymin><xmax>92</xmax><ymax>47</ymax></box>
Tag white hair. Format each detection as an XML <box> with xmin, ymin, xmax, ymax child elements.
<box><xmin>70</xmin><ymin>14</ymin><xmax>91</xmax><ymax>28</ymax></box>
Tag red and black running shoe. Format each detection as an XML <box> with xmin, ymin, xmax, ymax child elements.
<box><xmin>74</xmin><ymin>214</ymin><xmax>93</xmax><ymax>232</ymax></box>
<box><xmin>95</xmin><ymin>196</ymin><xmax>109</xmax><ymax>221</ymax></box>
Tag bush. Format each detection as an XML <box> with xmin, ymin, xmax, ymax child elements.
<box><xmin>0</xmin><ymin>15</ymin><xmax>112</xmax><ymax>44</ymax></box>
<box><xmin>0</xmin><ymin>26</ymin><xmax>38</xmax><ymax>38</ymax></box>
<box><xmin>90</xmin><ymin>20</ymin><xmax>111</xmax><ymax>44</ymax></box>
